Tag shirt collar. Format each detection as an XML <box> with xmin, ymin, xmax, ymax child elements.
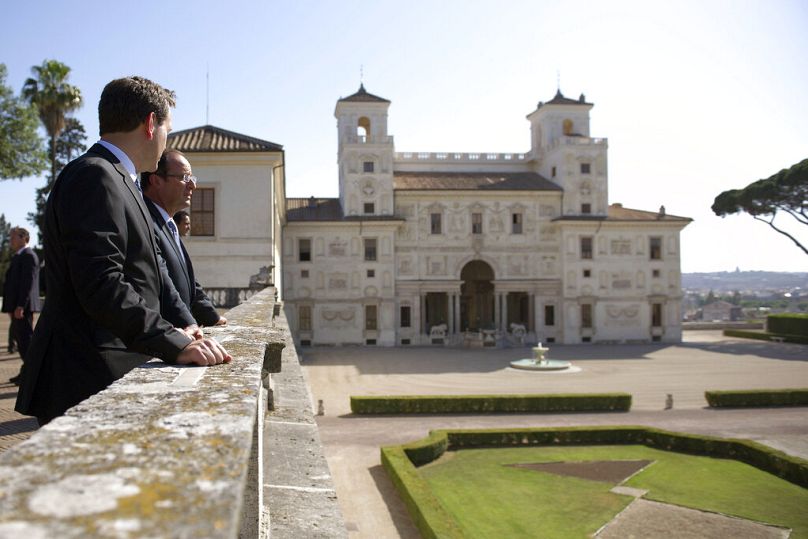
<box><xmin>15</xmin><ymin>246</ymin><xmax>26</xmax><ymax>256</ymax></box>
<box><xmin>97</xmin><ymin>139</ymin><xmax>138</xmax><ymax>181</ymax></box>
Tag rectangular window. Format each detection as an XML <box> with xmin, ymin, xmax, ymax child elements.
<box><xmin>583</xmin><ymin>269</ymin><xmax>591</xmax><ymax>278</ymax></box>
<box><xmin>544</xmin><ymin>305</ymin><xmax>555</xmax><ymax>326</ymax></box>
<box><xmin>581</xmin><ymin>203</ymin><xmax>591</xmax><ymax>214</ymax></box>
<box><xmin>400</xmin><ymin>306</ymin><xmax>411</xmax><ymax>328</ymax></box>
<box><xmin>581</xmin><ymin>304</ymin><xmax>593</xmax><ymax>328</ymax></box>
<box><xmin>365</xmin><ymin>305</ymin><xmax>377</xmax><ymax>330</ymax></box>
<box><xmin>652</xmin><ymin>269</ymin><xmax>661</xmax><ymax>278</ymax></box>
<box><xmin>363</xmin><ymin>161</ymin><xmax>374</xmax><ymax>173</ymax></box>
<box><xmin>652</xmin><ymin>303</ymin><xmax>663</xmax><ymax>327</ymax></box>
<box><xmin>581</xmin><ymin>236</ymin><xmax>593</xmax><ymax>259</ymax></box>
<box><xmin>650</xmin><ymin>237</ymin><xmax>662</xmax><ymax>260</ymax></box>
<box><xmin>364</xmin><ymin>202</ymin><xmax>375</xmax><ymax>214</ymax></box>
<box><xmin>580</xmin><ymin>163</ymin><xmax>591</xmax><ymax>174</ymax></box>
<box><xmin>298</xmin><ymin>238</ymin><xmax>311</xmax><ymax>262</ymax></box>
<box><xmin>472</xmin><ymin>212</ymin><xmax>483</xmax><ymax>234</ymax></box>
<box><xmin>511</xmin><ymin>213</ymin><xmax>523</xmax><ymax>234</ymax></box>
<box><xmin>364</xmin><ymin>238</ymin><xmax>377</xmax><ymax>261</ymax></box>
<box><xmin>430</xmin><ymin>213</ymin><xmax>442</xmax><ymax>234</ymax></box>
<box><xmin>367</xmin><ymin>269</ymin><xmax>375</xmax><ymax>278</ymax></box>
<box><xmin>301</xmin><ymin>269</ymin><xmax>309</xmax><ymax>278</ymax></box>
<box><xmin>551</xmin><ymin>166</ymin><xmax>557</xmax><ymax>178</ymax></box>
<box><xmin>299</xmin><ymin>305</ymin><xmax>312</xmax><ymax>331</ymax></box>
<box><xmin>190</xmin><ymin>187</ymin><xmax>215</xmax><ymax>236</ymax></box>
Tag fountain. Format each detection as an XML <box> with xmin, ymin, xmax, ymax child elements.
<box><xmin>510</xmin><ymin>343</ymin><xmax>572</xmax><ymax>371</ymax></box>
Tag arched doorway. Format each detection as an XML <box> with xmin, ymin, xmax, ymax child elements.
<box><xmin>460</xmin><ymin>260</ymin><xmax>495</xmax><ymax>331</ymax></box>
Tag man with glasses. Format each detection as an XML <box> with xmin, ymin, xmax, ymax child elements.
<box><xmin>2</xmin><ymin>227</ymin><xmax>40</xmax><ymax>384</ymax></box>
<box><xmin>16</xmin><ymin>77</ymin><xmax>231</xmax><ymax>425</ymax></box>
<box><xmin>141</xmin><ymin>149</ymin><xmax>225</xmax><ymax>327</ymax></box>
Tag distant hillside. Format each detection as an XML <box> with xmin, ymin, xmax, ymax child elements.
<box><xmin>683</xmin><ymin>271</ymin><xmax>808</xmax><ymax>294</ymax></box>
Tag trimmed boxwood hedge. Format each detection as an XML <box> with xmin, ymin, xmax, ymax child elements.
<box><xmin>705</xmin><ymin>389</ymin><xmax>808</xmax><ymax>408</ymax></box>
<box><xmin>381</xmin><ymin>426</ymin><xmax>808</xmax><ymax>539</ymax></box>
<box><xmin>351</xmin><ymin>393</ymin><xmax>632</xmax><ymax>414</ymax></box>
<box><xmin>723</xmin><ymin>329</ymin><xmax>808</xmax><ymax>344</ymax></box>
<box><xmin>767</xmin><ymin>313</ymin><xmax>808</xmax><ymax>336</ymax></box>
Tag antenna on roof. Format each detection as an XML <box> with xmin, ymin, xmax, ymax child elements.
<box><xmin>360</xmin><ymin>64</ymin><xmax>364</xmax><ymax>85</ymax></box>
<box><xmin>206</xmin><ymin>62</ymin><xmax>210</xmax><ymax>125</ymax></box>
<box><xmin>556</xmin><ymin>69</ymin><xmax>561</xmax><ymax>93</ymax></box>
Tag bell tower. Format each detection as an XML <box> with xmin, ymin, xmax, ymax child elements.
<box><xmin>334</xmin><ymin>84</ymin><xmax>394</xmax><ymax>217</ymax></box>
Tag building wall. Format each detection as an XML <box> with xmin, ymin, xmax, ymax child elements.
<box><xmin>183</xmin><ymin>153</ymin><xmax>283</xmax><ymax>288</ymax></box>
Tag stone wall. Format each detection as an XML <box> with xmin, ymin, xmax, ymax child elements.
<box><xmin>0</xmin><ymin>287</ymin><xmax>344</xmax><ymax>538</ymax></box>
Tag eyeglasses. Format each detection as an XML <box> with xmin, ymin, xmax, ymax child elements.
<box><xmin>163</xmin><ymin>173</ymin><xmax>197</xmax><ymax>186</ymax></box>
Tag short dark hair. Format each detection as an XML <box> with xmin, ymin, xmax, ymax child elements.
<box><xmin>98</xmin><ymin>76</ymin><xmax>176</xmax><ymax>135</ymax></box>
<box><xmin>141</xmin><ymin>149</ymin><xmax>186</xmax><ymax>190</ymax></box>
<box><xmin>174</xmin><ymin>210</ymin><xmax>190</xmax><ymax>223</ymax></box>
<box><xmin>12</xmin><ymin>227</ymin><xmax>30</xmax><ymax>242</ymax></box>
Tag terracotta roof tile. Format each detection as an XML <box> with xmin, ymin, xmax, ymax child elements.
<box><xmin>286</xmin><ymin>198</ymin><xmax>343</xmax><ymax>221</ymax></box>
<box><xmin>168</xmin><ymin>125</ymin><xmax>283</xmax><ymax>152</ymax></box>
<box><xmin>393</xmin><ymin>171</ymin><xmax>561</xmax><ymax>191</ymax></box>
<box><xmin>553</xmin><ymin>204</ymin><xmax>692</xmax><ymax>222</ymax></box>
<box><xmin>536</xmin><ymin>89</ymin><xmax>591</xmax><ymax>109</ymax></box>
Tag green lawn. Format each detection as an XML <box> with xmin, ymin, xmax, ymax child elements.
<box><xmin>419</xmin><ymin>445</ymin><xmax>808</xmax><ymax>539</ymax></box>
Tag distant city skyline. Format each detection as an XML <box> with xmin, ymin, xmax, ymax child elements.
<box><xmin>1</xmin><ymin>0</ymin><xmax>806</xmax><ymax>272</ymax></box>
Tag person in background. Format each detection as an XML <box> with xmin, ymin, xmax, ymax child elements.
<box><xmin>2</xmin><ymin>227</ymin><xmax>40</xmax><ymax>385</ymax></box>
<box><xmin>173</xmin><ymin>210</ymin><xmax>191</xmax><ymax>237</ymax></box>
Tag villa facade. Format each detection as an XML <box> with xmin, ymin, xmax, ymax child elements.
<box><xmin>281</xmin><ymin>85</ymin><xmax>691</xmax><ymax>345</ymax></box>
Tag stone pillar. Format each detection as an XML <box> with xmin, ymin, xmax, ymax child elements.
<box><xmin>534</xmin><ymin>295</ymin><xmax>542</xmax><ymax>337</ymax></box>
<box><xmin>420</xmin><ymin>294</ymin><xmax>426</xmax><ymax>335</ymax></box>
<box><xmin>494</xmin><ymin>291</ymin><xmax>501</xmax><ymax>330</ymax></box>
<box><xmin>501</xmin><ymin>293</ymin><xmax>508</xmax><ymax>331</ymax></box>
<box><xmin>454</xmin><ymin>294</ymin><xmax>461</xmax><ymax>334</ymax></box>
<box><xmin>528</xmin><ymin>293</ymin><xmax>535</xmax><ymax>333</ymax></box>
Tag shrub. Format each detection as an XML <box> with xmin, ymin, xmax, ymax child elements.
<box><xmin>767</xmin><ymin>313</ymin><xmax>808</xmax><ymax>336</ymax></box>
<box><xmin>705</xmin><ymin>389</ymin><xmax>808</xmax><ymax>408</ymax></box>
<box><xmin>350</xmin><ymin>393</ymin><xmax>632</xmax><ymax>415</ymax></box>
<box><xmin>723</xmin><ymin>329</ymin><xmax>808</xmax><ymax>344</ymax></box>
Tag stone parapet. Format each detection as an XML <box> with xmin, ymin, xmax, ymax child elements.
<box><xmin>0</xmin><ymin>287</ymin><xmax>284</xmax><ymax>538</ymax></box>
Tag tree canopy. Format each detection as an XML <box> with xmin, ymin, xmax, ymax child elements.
<box><xmin>712</xmin><ymin>158</ymin><xmax>808</xmax><ymax>255</ymax></box>
<box><xmin>22</xmin><ymin>59</ymin><xmax>83</xmax><ymax>183</ymax></box>
<box><xmin>0</xmin><ymin>64</ymin><xmax>47</xmax><ymax>179</ymax></box>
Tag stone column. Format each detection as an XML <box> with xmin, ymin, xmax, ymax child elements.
<box><xmin>528</xmin><ymin>293</ymin><xmax>535</xmax><ymax>333</ymax></box>
<box><xmin>454</xmin><ymin>294</ymin><xmax>461</xmax><ymax>334</ymax></box>
<box><xmin>448</xmin><ymin>293</ymin><xmax>454</xmax><ymax>335</ymax></box>
<box><xmin>494</xmin><ymin>291</ymin><xmax>501</xmax><ymax>330</ymax></box>
<box><xmin>420</xmin><ymin>294</ymin><xmax>426</xmax><ymax>335</ymax></box>
<box><xmin>501</xmin><ymin>293</ymin><xmax>508</xmax><ymax>331</ymax></box>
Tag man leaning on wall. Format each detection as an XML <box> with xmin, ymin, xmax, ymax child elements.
<box><xmin>15</xmin><ymin>76</ymin><xmax>231</xmax><ymax>426</ymax></box>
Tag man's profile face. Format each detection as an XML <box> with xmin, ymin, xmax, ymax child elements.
<box><xmin>177</xmin><ymin>215</ymin><xmax>191</xmax><ymax>236</ymax></box>
<box><xmin>159</xmin><ymin>153</ymin><xmax>194</xmax><ymax>214</ymax></box>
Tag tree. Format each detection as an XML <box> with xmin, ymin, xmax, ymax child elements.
<box><xmin>27</xmin><ymin>117</ymin><xmax>87</xmax><ymax>244</ymax></box>
<box><xmin>0</xmin><ymin>64</ymin><xmax>47</xmax><ymax>179</ymax></box>
<box><xmin>21</xmin><ymin>59</ymin><xmax>83</xmax><ymax>186</ymax></box>
<box><xmin>712</xmin><ymin>159</ymin><xmax>808</xmax><ymax>255</ymax></box>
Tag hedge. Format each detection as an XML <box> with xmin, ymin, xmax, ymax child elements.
<box><xmin>767</xmin><ymin>313</ymin><xmax>808</xmax><ymax>336</ymax></box>
<box><xmin>705</xmin><ymin>389</ymin><xmax>808</xmax><ymax>408</ymax></box>
<box><xmin>723</xmin><ymin>329</ymin><xmax>808</xmax><ymax>344</ymax></box>
<box><xmin>351</xmin><ymin>393</ymin><xmax>632</xmax><ymax>415</ymax></box>
<box><xmin>382</xmin><ymin>426</ymin><xmax>808</xmax><ymax>539</ymax></box>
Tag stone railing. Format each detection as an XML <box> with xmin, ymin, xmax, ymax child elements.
<box><xmin>0</xmin><ymin>287</ymin><xmax>344</xmax><ymax>538</ymax></box>
<box><xmin>546</xmin><ymin>136</ymin><xmax>607</xmax><ymax>151</ymax></box>
<box><xmin>206</xmin><ymin>287</ymin><xmax>263</xmax><ymax>308</ymax></box>
<box><xmin>343</xmin><ymin>134</ymin><xmax>394</xmax><ymax>145</ymax></box>
<box><xmin>395</xmin><ymin>151</ymin><xmax>527</xmax><ymax>163</ymax></box>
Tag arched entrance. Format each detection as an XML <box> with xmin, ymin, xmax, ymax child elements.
<box><xmin>460</xmin><ymin>260</ymin><xmax>495</xmax><ymax>331</ymax></box>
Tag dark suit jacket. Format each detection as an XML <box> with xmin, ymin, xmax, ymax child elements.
<box><xmin>15</xmin><ymin>143</ymin><xmax>194</xmax><ymax>421</ymax></box>
<box><xmin>144</xmin><ymin>198</ymin><xmax>221</xmax><ymax>327</ymax></box>
<box><xmin>2</xmin><ymin>247</ymin><xmax>41</xmax><ymax>314</ymax></box>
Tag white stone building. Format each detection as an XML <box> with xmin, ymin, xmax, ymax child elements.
<box><xmin>283</xmin><ymin>86</ymin><xmax>691</xmax><ymax>345</ymax></box>
<box><xmin>168</xmin><ymin>125</ymin><xmax>285</xmax><ymax>305</ymax></box>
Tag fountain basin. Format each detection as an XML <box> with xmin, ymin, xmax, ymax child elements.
<box><xmin>509</xmin><ymin>358</ymin><xmax>572</xmax><ymax>371</ymax></box>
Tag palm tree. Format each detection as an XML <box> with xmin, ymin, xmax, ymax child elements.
<box><xmin>22</xmin><ymin>59</ymin><xmax>83</xmax><ymax>183</ymax></box>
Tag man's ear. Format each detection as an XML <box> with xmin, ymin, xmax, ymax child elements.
<box><xmin>145</xmin><ymin>112</ymin><xmax>156</xmax><ymax>140</ymax></box>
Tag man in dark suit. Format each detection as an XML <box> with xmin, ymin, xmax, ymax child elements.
<box><xmin>142</xmin><ymin>149</ymin><xmax>226</xmax><ymax>327</ymax></box>
<box><xmin>15</xmin><ymin>76</ymin><xmax>231</xmax><ymax>425</ymax></box>
<box><xmin>2</xmin><ymin>226</ymin><xmax>41</xmax><ymax>384</ymax></box>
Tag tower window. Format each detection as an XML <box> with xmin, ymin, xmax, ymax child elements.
<box><xmin>581</xmin><ymin>304</ymin><xmax>593</xmax><ymax>328</ymax></box>
<box><xmin>357</xmin><ymin>116</ymin><xmax>371</xmax><ymax>139</ymax></box>
<box><xmin>581</xmin><ymin>203</ymin><xmax>592</xmax><ymax>214</ymax></box>
<box><xmin>652</xmin><ymin>303</ymin><xmax>663</xmax><ymax>327</ymax></box>
<box><xmin>512</xmin><ymin>213</ymin><xmax>523</xmax><ymax>234</ymax></box>
<box><xmin>580</xmin><ymin>163</ymin><xmax>591</xmax><ymax>174</ymax></box>
<box><xmin>364</xmin><ymin>238</ymin><xmax>377</xmax><ymax>261</ymax></box>
<box><xmin>400</xmin><ymin>306</ymin><xmax>411</xmax><ymax>328</ymax></box>
<box><xmin>544</xmin><ymin>305</ymin><xmax>555</xmax><ymax>326</ymax></box>
<box><xmin>363</xmin><ymin>161</ymin><xmax>374</xmax><ymax>173</ymax></box>
<box><xmin>365</xmin><ymin>305</ymin><xmax>377</xmax><ymax>330</ymax></box>
<box><xmin>563</xmin><ymin>119</ymin><xmax>574</xmax><ymax>135</ymax></box>
<box><xmin>580</xmin><ymin>236</ymin><xmax>593</xmax><ymax>259</ymax></box>
<box><xmin>552</xmin><ymin>166</ymin><xmax>557</xmax><ymax>178</ymax></box>
<box><xmin>472</xmin><ymin>212</ymin><xmax>483</xmax><ymax>234</ymax></box>
<box><xmin>298</xmin><ymin>238</ymin><xmax>311</xmax><ymax>262</ymax></box>
<box><xmin>430</xmin><ymin>213</ymin><xmax>442</xmax><ymax>234</ymax></box>
<box><xmin>650</xmin><ymin>237</ymin><xmax>662</xmax><ymax>260</ymax></box>
<box><xmin>298</xmin><ymin>305</ymin><xmax>312</xmax><ymax>331</ymax></box>
<box><xmin>364</xmin><ymin>202</ymin><xmax>375</xmax><ymax>214</ymax></box>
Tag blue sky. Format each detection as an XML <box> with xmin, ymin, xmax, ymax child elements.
<box><xmin>2</xmin><ymin>0</ymin><xmax>807</xmax><ymax>272</ymax></box>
